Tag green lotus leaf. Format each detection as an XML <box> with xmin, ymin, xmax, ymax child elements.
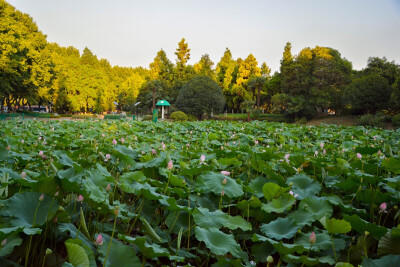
<box><xmin>196</xmin><ymin>171</ymin><xmax>244</xmax><ymax>198</ymax></box>
<box><xmin>193</xmin><ymin>207</ymin><xmax>227</xmax><ymax>228</ymax></box>
<box><xmin>320</xmin><ymin>217</ymin><xmax>351</xmax><ymax>234</ymax></box>
<box><xmin>288</xmin><ymin>210</ymin><xmax>315</xmax><ymax>227</ymax></box>
<box><xmin>377</xmin><ymin>230</ymin><xmax>400</xmax><ymax>256</ymax></box>
<box><xmin>260</xmin><ymin>217</ymin><xmax>298</xmax><ymax>240</ymax></box>
<box><xmin>98</xmin><ymin>236</ymin><xmax>140</xmax><ymax>266</ymax></box>
<box><xmin>252</xmin><ymin>234</ymin><xmax>308</xmax><ymax>255</ymax></box>
<box><xmin>381</xmin><ymin>157</ymin><xmax>400</xmax><ymax>174</ymax></box>
<box><xmin>285</xmin><ymin>254</ymin><xmax>335</xmax><ymax>266</ymax></box>
<box><xmin>224</xmin><ymin>215</ymin><xmax>252</xmax><ymax>231</ymax></box>
<box><xmin>118</xmin><ymin>235</ymin><xmax>170</xmax><ymax>259</ymax></box>
<box><xmin>343</xmin><ymin>214</ymin><xmax>387</xmax><ymax>239</ymax></box>
<box><xmin>245</xmin><ymin>176</ymin><xmax>269</xmax><ymax>197</ymax></box>
<box><xmin>65</xmin><ymin>239</ymin><xmax>90</xmax><ymax>267</ymax></box>
<box><xmin>294</xmin><ymin>231</ymin><xmax>346</xmax><ymax>252</ymax></box>
<box><xmin>286</xmin><ymin>174</ymin><xmax>321</xmax><ymax>199</ymax></box>
<box><xmin>298</xmin><ymin>197</ymin><xmax>333</xmax><ymax>220</ymax></box>
<box><xmin>261</xmin><ymin>194</ymin><xmax>295</xmax><ymax>213</ymax></box>
<box><xmin>195</xmin><ymin>227</ymin><xmax>243</xmax><ymax>258</ymax></box>
<box><xmin>262</xmin><ymin>182</ymin><xmax>282</xmax><ymax>201</ymax></box>
<box><xmin>361</xmin><ymin>255</ymin><xmax>400</xmax><ymax>267</ymax></box>
<box><xmin>1</xmin><ymin>192</ymin><xmax>59</xmax><ymax>228</ymax></box>
<box><xmin>0</xmin><ymin>233</ymin><xmax>22</xmax><ymax>257</ymax></box>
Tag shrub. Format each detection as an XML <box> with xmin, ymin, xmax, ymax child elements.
<box><xmin>72</xmin><ymin>114</ymin><xmax>97</xmax><ymax>119</ymax></box>
<box><xmin>104</xmin><ymin>114</ymin><xmax>126</xmax><ymax>120</ymax></box>
<box><xmin>50</xmin><ymin>115</ymin><xmax>61</xmax><ymax>118</ymax></box>
<box><xmin>358</xmin><ymin>114</ymin><xmax>385</xmax><ymax>127</ymax></box>
<box><xmin>175</xmin><ymin>76</ymin><xmax>225</xmax><ymax>120</ymax></box>
<box><xmin>393</xmin><ymin>114</ymin><xmax>400</xmax><ymax>126</ymax></box>
<box><xmin>170</xmin><ymin>111</ymin><xmax>188</xmax><ymax>121</ymax></box>
<box><xmin>60</xmin><ymin>114</ymin><xmax>72</xmax><ymax>117</ymax></box>
<box><xmin>187</xmin><ymin>114</ymin><xmax>197</xmax><ymax>121</ymax></box>
<box><xmin>296</xmin><ymin>117</ymin><xmax>308</xmax><ymax>124</ymax></box>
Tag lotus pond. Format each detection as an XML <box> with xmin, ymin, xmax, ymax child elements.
<box><xmin>0</xmin><ymin>119</ymin><xmax>400</xmax><ymax>267</ymax></box>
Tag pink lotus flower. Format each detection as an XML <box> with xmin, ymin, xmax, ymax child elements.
<box><xmin>6</xmin><ymin>145</ymin><xmax>10</xmax><ymax>151</ymax></box>
<box><xmin>255</xmin><ymin>140</ymin><xmax>258</xmax><ymax>145</ymax></box>
<box><xmin>162</xmin><ymin>142</ymin><xmax>166</xmax><ymax>150</ymax></box>
<box><xmin>151</xmin><ymin>148</ymin><xmax>157</xmax><ymax>155</ymax></box>
<box><xmin>39</xmin><ymin>194</ymin><xmax>44</xmax><ymax>202</ymax></box>
<box><xmin>106</xmin><ymin>184</ymin><xmax>111</xmax><ymax>191</ymax></box>
<box><xmin>21</xmin><ymin>172</ymin><xmax>26</xmax><ymax>179</ymax></box>
<box><xmin>21</xmin><ymin>139</ymin><xmax>24</xmax><ymax>144</ymax></box>
<box><xmin>222</xmin><ymin>178</ymin><xmax>227</xmax><ymax>185</ymax></box>
<box><xmin>39</xmin><ymin>151</ymin><xmax>44</xmax><ymax>156</ymax></box>
<box><xmin>112</xmin><ymin>139</ymin><xmax>117</xmax><ymax>145</ymax></box>
<box><xmin>102</xmin><ymin>134</ymin><xmax>105</xmax><ymax>137</ymax></box>
<box><xmin>38</xmin><ymin>137</ymin><xmax>42</xmax><ymax>141</ymax></box>
<box><xmin>167</xmin><ymin>160</ymin><xmax>173</xmax><ymax>170</ymax></box>
<box><xmin>323</xmin><ymin>149</ymin><xmax>326</xmax><ymax>154</ymax></box>
<box><xmin>77</xmin><ymin>195</ymin><xmax>84</xmax><ymax>202</ymax></box>
<box><xmin>221</xmin><ymin>146</ymin><xmax>224</xmax><ymax>150</ymax></box>
<box><xmin>95</xmin><ymin>234</ymin><xmax>103</xmax><ymax>246</ymax></box>
<box><xmin>120</xmin><ymin>137</ymin><xmax>125</xmax><ymax>143</ymax></box>
<box><xmin>284</xmin><ymin>154</ymin><xmax>290</xmax><ymax>163</ymax></box>
<box><xmin>106</xmin><ymin>154</ymin><xmax>111</xmax><ymax>159</ymax></box>
<box><xmin>200</xmin><ymin>155</ymin><xmax>206</xmax><ymax>162</ymax></box>
<box><xmin>221</xmin><ymin>171</ymin><xmax>230</xmax><ymax>176</ymax></box>
<box><xmin>309</xmin><ymin>231</ymin><xmax>316</xmax><ymax>244</ymax></box>
<box><xmin>186</xmin><ymin>143</ymin><xmax>190</xmax><ymax>148</ymax></box>
<box><xmin>357</xmin><ymin>153</ymin><xmax>362</xmax><ymax>159</ymax></box>
<box><xmin>320</xmin><ymin>142</ymin><xmax>324</xmax><ymax>149</ymax></box>
<box><xmin>380</xmin><ymin>202</ymin><xmax>387</xmax><ymax>212</ymax></box>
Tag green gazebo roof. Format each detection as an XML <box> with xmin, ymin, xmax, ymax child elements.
<box><xmin>156</xmin><ymin>100</ymin><xmax>170</xmax><ymax>106</ymax></box>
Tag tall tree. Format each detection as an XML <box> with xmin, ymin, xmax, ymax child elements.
<box><xmin>194</xmin><ymin>54</ymin><xmax>215</xmax><ymax>79</ymax></box>
<box><xmin>236</xmin><ymin>54</ymin><xmax>261</xmax><ymax>86</ymax></box>
<box><xmin>174</xmin><ymin>38</ymin><xmax>191</xmax><ymax>81</ymax></box>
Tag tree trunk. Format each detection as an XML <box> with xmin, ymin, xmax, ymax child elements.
<box><xmin>152</xmin><ymin>87</ymin><xmax>156</xmax><ymax>113</ymax></box>
<box><xmin>257</xmin><ymin>87</ymin><xmax>261</xmax><ymax>107</ymax></box>
<box><xmin>0</xmin><ymin>98</ymin><xmax>3</xmax><ymax>113</ymax></box>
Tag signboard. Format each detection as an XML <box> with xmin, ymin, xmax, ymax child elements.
<box><xmin>152</xmin><ymin>109</ymin><xmax>158</xmax><ymax>122</ymax></box>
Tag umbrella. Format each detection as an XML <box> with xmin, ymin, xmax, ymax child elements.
<box><xmin>156</xmin><ymin>100</ymin><xmax>170</xmax><ymax>119</ymax></box>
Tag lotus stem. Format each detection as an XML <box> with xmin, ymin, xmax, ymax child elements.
<box><xmin>330</xmin><ymin>233</ymin><xmax>337</xmax><ymax>262</ymax></box>
<box><xmin>103</xmin><ymin>214</ymin><xmax>117</xmax><ymax>267</ymax></box>
<box><xmin>25</xmin><ymin>200</ymin><xmax>41</xmax><ymax>267</ymax></box>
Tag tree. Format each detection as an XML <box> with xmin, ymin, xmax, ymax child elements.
<box><xmin>364</xmin><ymin>57</ymin><xmax>400</xmax><ymax>86</ymax></box>
<box><xmin>344</xmin><ymin>74</ymin><xmax>391</xmax><ymax>114</ymax></box>
<box><xmin>174</xmin><ymin>38</ymin><xmax>191</xmax><ymax>81</ymax></box>
<box><xmin>136</xmin><ymin>80</ymin><xmax>168</xmax><ymax>113</ymax></box>
<box><xmin>175</xmin><ymin>76</ymin><xmax>225</xmax><ymax>119</ymax></box>
<box><xmin>194</xmin><ymin>54</ymin><xmax>215</xmax><ymax>79</ymax></box>
<box><xmin>247</xmin><ymin>76</ymin><xmax>266</xmax><ymax>107</ymax></box>
<box><xmin>216</xmin><ymin>48</ymin><xmax>235</xmax><ymax>87</ymax></box>
<box><xmin>149</xmin><ymin>49</ymin><xmax>174</xmax><ymax>83</ymax></box>
<box><xmin>236</xmin><ymin>54</ymin><xmax>261</xmax><ymax>86</ymax></box>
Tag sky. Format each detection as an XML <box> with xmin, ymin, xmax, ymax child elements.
<box><xmin>7</xmin><ymin>0</ymin><xmax>400</xmax><ymax>72</ymax></box>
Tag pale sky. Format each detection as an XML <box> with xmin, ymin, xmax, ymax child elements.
<box><xmin>7</xmin><ymin>0</ymin><xmax>400</xmax><ymax>72</ymax></box>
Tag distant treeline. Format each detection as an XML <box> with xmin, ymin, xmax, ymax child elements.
<box><xmin>1</xmin><ymin>0</ymin><xmax>399</xmax><ymax>118</ymax></box>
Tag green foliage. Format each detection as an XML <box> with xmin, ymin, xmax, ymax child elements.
<box><xmin>392</xmin><ymin>114</ymin><xmax>400</xmax><ymax>126</ymax></box>
<box><xmin>104</xmin><ymin>114</ymin><xmax>126</xmax><ymax>120</ymax></box>
<box><xmin>358</xmin><ymin>114</ymin><xmax>385</xmax><ymax>127</ymax></box>
<box><xmin>345</xmin><ymin>74</ymin><xmax>392</xmax><ymax>114</ymax></box>
<box><xmin>170</xmin><ymin>111</ymin><xmax>188</xmax><ymax>121</ymax></box>
<box><xmin>175</xmin><ymin>76</ymin><xmax>225</xmax><ymax>119</ymax></box>
<box><xmin>0</xmin><ymin>119</ymin><xmax>400</xmax><ymax>266</ymax></box>
<box><xmin>71</xmin><ymin>114</ymin><xmax>97</xmax><ymax>119</ymax></box>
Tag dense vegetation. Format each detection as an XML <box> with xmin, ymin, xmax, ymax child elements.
<box><xmin>0</xmin><ymin>119</ymin><xmax>400</xmax><ymax>266</ymax></box>
<box><xmin>1</xmin><ymin>0</ymin><xmax>400</xmax><ymax>120</ymax></box>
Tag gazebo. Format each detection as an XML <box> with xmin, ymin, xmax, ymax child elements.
<box><xmin>156</xmin><ymin>100</ymin><xmax>170</xmax><ymax>119</ymax></box>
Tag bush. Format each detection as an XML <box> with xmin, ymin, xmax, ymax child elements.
<box><xmin>170</xmin><ymin>111</ymin><xmax>188</xmax><ymax>121</ymax></box>
<box><xmin>50</xmin><ymin>115</ymin><xmax>61</xmax><ymax>118</ymax></box>
<box><xmin>187</xmin><ymin>114</ymin><xmax>197</xmax><ymax>121</ymax></box>
<box><xmin>175</xmin><ymin>76</ymin><xmax>225</xmax><ymax>120</ymax></box>
<box><xmin>393</xmin><ymin>114</ymin><xmax>400</xmax><ymax>126</ymax></box>
<box><xmin>296</xmin><ymin>117</ymin><xmax>308</xmax><ymax>124</ymax></box>
<box><xmin>60</xmin><ymin>114</ymin><xmax>72</xmax><ymax>117</ymax></box>
<box><xmin>104</xmin><ymin>114</ymin><xmax>126</xmax><ymax>120</ymax></box>
<box><xmin>358</xmin><ymin>114</ymin><xmax>385</xmax><ymax>127</ymax></box>
<box><xmin>72</xmin><ymin>114</ymin><xmax>97</xmax><ymax>119</ymax></box>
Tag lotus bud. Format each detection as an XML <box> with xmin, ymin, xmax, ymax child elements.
<box><xmin>380</xmin><ymin>202</ymin><xmax>387</xmax><ymax>212</ymax></box>
<box><xmin>222</xmin><ymin>178</ymin><xmax>227</xmax><ymax>185</ymax></box>
<box><xmin>1</xmin><ymin>239</ymin><xmax>6</xmax><ymax>246</ymax></box>
<box><xmin>21</xmin><ymin>172</ymin><xmax>26</xmax><ymax>179</ymax></box>
<box><xmin>77</xmin><ymin>195</ymin><xmax>84</xmax><ymax>202</ymax></box>
<box><xmin>200</xmin><ymin>155</ymin><xmax>205</xmax><ymax>162</ymax></box>
<box><xmin>309</xmin><ymin>231</ymin><xmax>316</xmax><ymax>244</ymax></box>
<box><xmin>55</xmin><ymin>191</ymin><xmax>59</xmax><ymax>197</ymax></box>
<box><xmin>221</xmin><ymin>171</ymin><xmax>230</xmax><ymax>176</ymax></box>
<box><xmin>21</xmin><ymin>139</ymin><xmax>24</xmax><ymax>144</ymax></box>
<box><xmin>39</xmin><ymin>194</ymin><xmax>44</xmax><ymax>202</ymax></box>
<box><xmin>106</xmin><ymin>184</ymin><xmax>111</xmax><ymax>191</ymax></box>
<box><xmin>106</xmin><ymin>154</ymin><xmax>111</xmax><ymax>159</ymax></box>
<box><xmin>95</xmin><ymin>234</ymin><xmax>103</xmax><ymax>246</ymax></box>
<box><xmin>357</xmin><ymin>153</ymin><xmax>362</xmax><ymax>159</ymax></box>
<box><xmin>112</xmin><ymin>139</ymin><xmax>117</xmax><ymax>145</ymax></box>
<box><xmin>167</xmin><ymin>160</ymin><xmax>173</xmax><ymax>170</ymax></box>
<box><xmin>39</xmin><ymin>151</ymin><xmax>44</xmax><ymax>156</ymax></box>
<box><xmin>120</xmin><ymin>137</ymin><xmax>125</xmax><ymax>143</ymax></box>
